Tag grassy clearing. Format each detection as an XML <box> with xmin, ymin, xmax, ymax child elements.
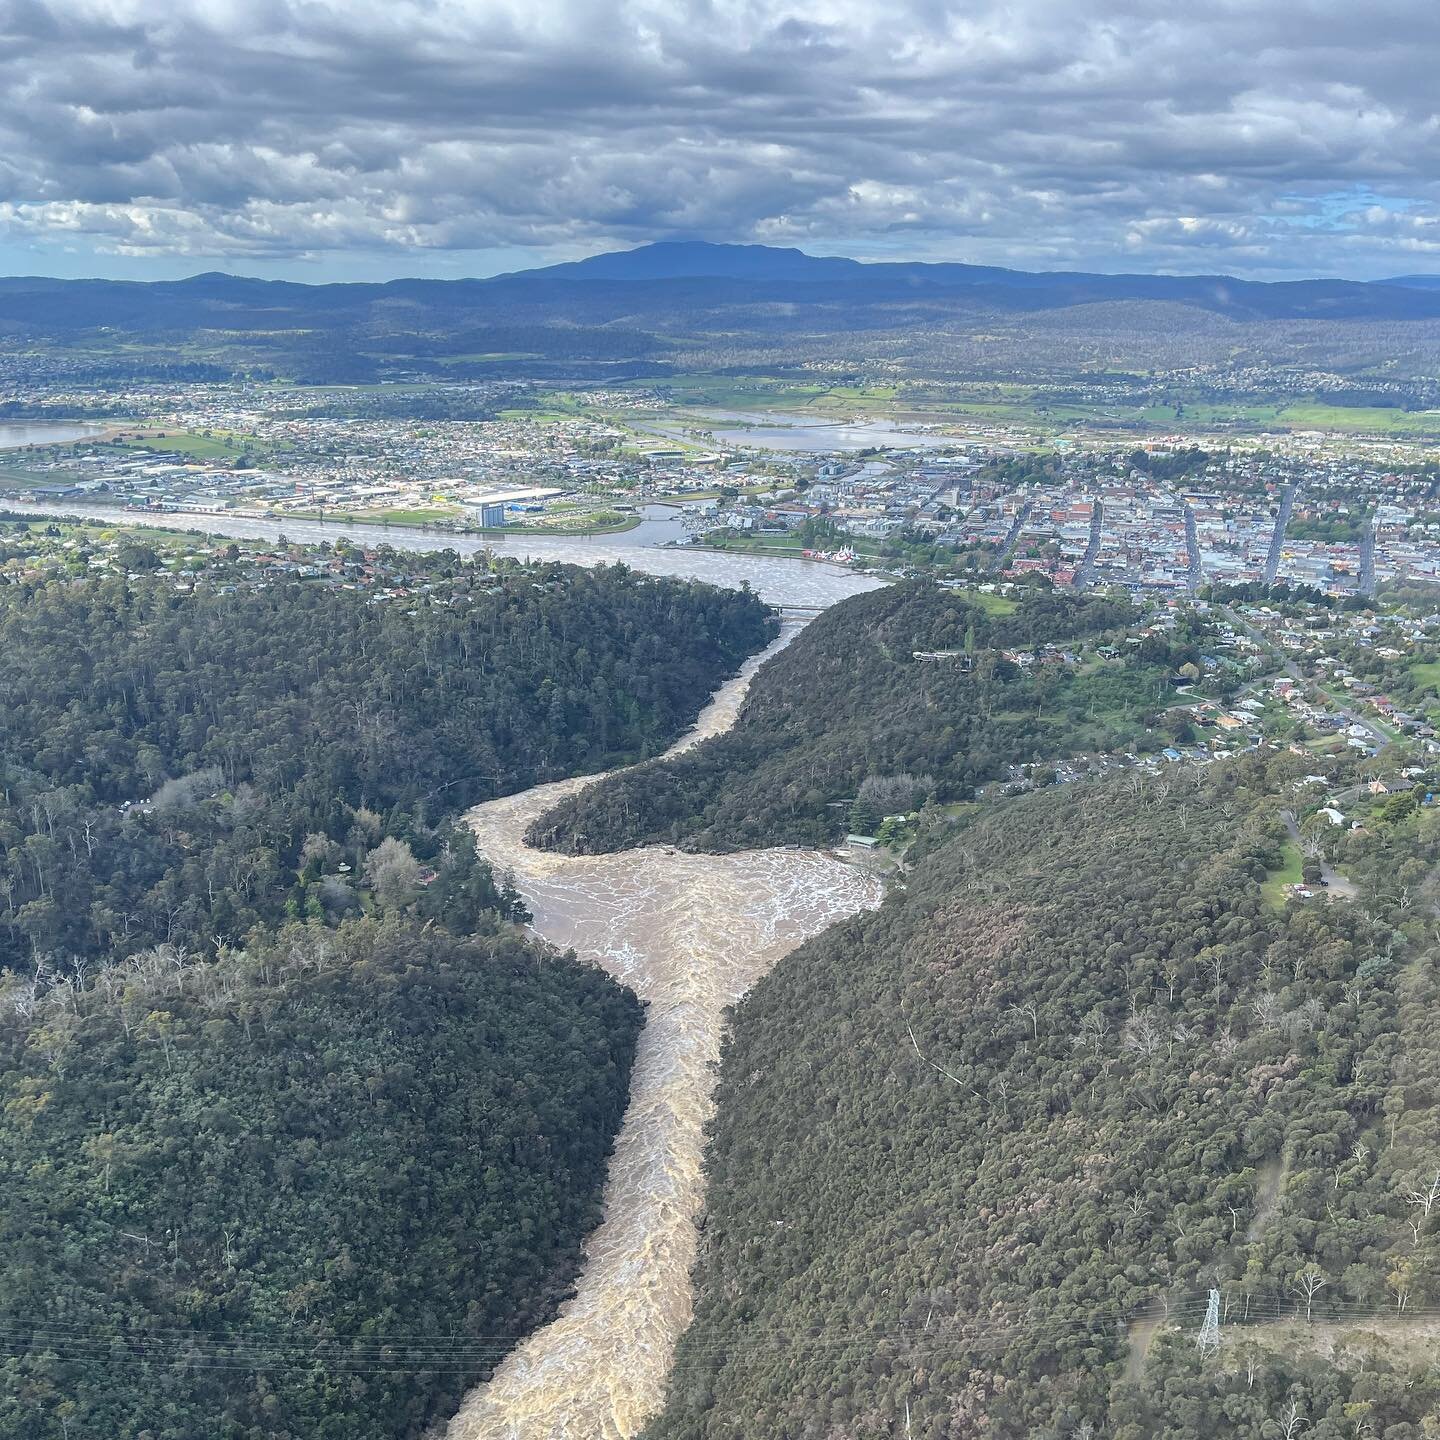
<box><xmin>433</xmin><ymin>352</ymin><xmax>540</xmax><ymax>364</ymax></box>
<box><xmin>698</xmin><ymin>535</ymin><xmax>809</xmax><ymax>556</ymax></box>
<box><xmin>0</xmin><ymin>516</ymin><xmax>222</xmax><ymax>550</ymax></box>
<box><xmin>936</xmin><ymin>801</ymin><xmax>983</xmax><ymax>823</ymax></box>
<box><xmin>1261</xmin><ymin>838</ymin><xmax>1306</xmax><ymax>910</ymax></box>
<box><xmin>1265</xmin><ymin>403</ymin><xmax>1440</xmax><ymax>435</ymax></box>
<box><xmin>346</xmin><ymin>507</ymin><xmax>461</xmax><ymax>525</ymax></box>
<box><xmin>114</xmin><ymin>431</ymin><xmax>264</xmax><ymax>460</ymax></box>
<box><xmin>280</xmin><ymin>506</ymin><xmax>460</xmax><ymax>526</ymax></box>
<box><xmin>478</xmin><ymin>514</ymin><xmax>641</xmax><ymax>537</ymax></box>
<box><xmin>496</xmin><ymin>407</ymin><xmax>583</xmax><ymax>424</ymax></box>
<box><xmin>649</xmin><ymin>375</ymin><xmax>902</xmax><ymax>414</ymax></box>
<box><xmin>617</xmin><ymin>375</ymin><xmax>1440</xmax><ymax>440</ymax></box>
<box><xmin>952</xmin><ymin>588</ymin><xmax>1020</xmax><ymax>616</ymax></box>
<box><xmin>1409</xmin><ymin>661</ymin><xmax>1440</xmax><ymax>692</ymax></box>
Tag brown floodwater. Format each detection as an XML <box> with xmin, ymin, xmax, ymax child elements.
<box><xmin>449</xmin><ymin>628</ymin><xmax>882</xmax><ymax>1439</ymax></box>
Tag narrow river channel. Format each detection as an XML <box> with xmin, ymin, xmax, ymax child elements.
<box><xmin>450</xmin><ymin>626</ymin><xmax>883</xmax><ymax>1440</ymax></box>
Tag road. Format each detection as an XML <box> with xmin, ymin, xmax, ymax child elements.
<box><xmin>1221</xmin><ymin>606</ymin><xmax>1390</xmax><ymax>752</ymax></box>
<box><xmin>993</xmin><ymin>500</ymin><xmax>1033</xmax><ymax>570</ymax></box>
<box><xmin>1359</xmin><ymin>520</ymin><xmax>1377</xmax><ymax>598</ymax></box>
<box><xmin>1281</xmin><ymin>809</ymin><xmax>1358</xmax><ymax>900</ymax></box>
<box><xmin>1263</xmin><ymin>482</ymin><xmax>1299</xmax><ymax>585</ymax></box>
<box><xmin>1075</xmin><ymin>498</ymin><xmax>1103</xmax><ymax>587</ymax></box>
<box><xmin>1183</xmin><ymin>501</ymin><xmax>1202</xmax><ymax>594</ymax></box>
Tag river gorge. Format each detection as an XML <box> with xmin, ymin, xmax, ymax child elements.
<box><xmin>11</xmin><ymin>498</ymin><xmax>883</xmax><ymax>1432</ymax></box>
<box><xmin>450</xmin><ymin>627</ymin><xmax>883</xmax><ymax>1440</ymax></box>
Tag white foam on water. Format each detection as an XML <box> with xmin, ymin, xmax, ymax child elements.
<box><xmin>449</xmin><ymin>628</ymin><xmax>883</xmax><ymax>1440</ymax></box>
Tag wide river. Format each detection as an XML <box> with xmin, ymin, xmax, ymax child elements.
<box><xmin>6</xmin><ymin>500</ymin><xmax>885</xmax><ymax>609</ymax></box>
<box><xmin>0</xmin><ymin>420</ymin><xmax>109</xmax><ymax>448</ymax></box>
<box><xmin>451</xmin><ymin>628</ymin><xmax>884</xmax><ymax>1440</ymax></box>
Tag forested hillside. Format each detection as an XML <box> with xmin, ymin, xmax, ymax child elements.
<box><xmin>647</xmin><ymin>758</ymin><xmax>1440</xmax><ymax>1439</ymax></box>
<box><xmin>530</xmin><ymin>583</ymin><xmax>1195</xmax><ymax>853</ymax></box>
<box><xmin>0</xmin><ymin>552</ymin><xmax>774</xmax><ymax>1439</ymax></box>
<box><xmin>0</xmin><ymin>918</ymin><xmax>642</xmax><ymax>1440</ymax></box>
<box><xmin>0</xmin><ymin>557</ymin><xmax>774</xmax><ymax>969</ymax></box>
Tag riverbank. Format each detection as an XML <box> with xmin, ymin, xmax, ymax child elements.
<box><xmin>450</xmin><ymin>629</ymin><xmax>883</xmax><ymax>1439</ymax></box>
<box><xmin>268</xmin><ymin>507</ymin><xmax>644</xmax><ymax>537</ymax></box>
<box><xmin>5</xmin><ymin>498</ymin><xmax>888</xmax><ymax>608</ymax></box>
<box><xmin>0</xmin><ymin>419</ymin><xmax>117</xmax><ymax>450</ymax></box>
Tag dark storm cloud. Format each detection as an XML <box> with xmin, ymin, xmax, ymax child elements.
<box><xmin>1</xmin><ymin>0</ymin><xmax>1438</xmax><ymax>274</ymax></box>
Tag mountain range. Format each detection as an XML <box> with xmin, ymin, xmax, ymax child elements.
<box><xmin>515</xmin><ymin>240</ymin><xmax>1440</xmax><ymax>319</ymax></box>
<box><xmin>6</xmin><ymin>241</ymin><xmax>1440</xmax><ymax>385</ymax></box>
<box><xmin>2</xmin><ymin>241</ymin><xmax>1440</xmax><ymax>332</ymax></box>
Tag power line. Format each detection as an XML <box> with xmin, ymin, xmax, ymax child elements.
<box><xmin>4</xmin><ymin>1286</ymin><xmax>1423</xmax><ymax>1378</ymax></box>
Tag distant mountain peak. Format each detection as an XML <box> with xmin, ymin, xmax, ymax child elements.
<box><xmin>513</xmin><ymin>239</ymin><xmax>871</xmax><ymax>284</ymax></box>
<box><xmin>488</xmin><ymin>240</ymin><xmax>1438</xmax><ymax>321</ymax></box>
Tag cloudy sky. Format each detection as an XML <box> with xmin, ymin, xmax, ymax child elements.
<box><xmin>1</xmin><ymin>0</ymin><xmax>1438</xmax><ymax>281</ymax></box>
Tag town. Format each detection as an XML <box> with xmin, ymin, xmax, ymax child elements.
<box><xmin>5</xmin><ymin>379</ymin><xmax>1440</xmax><ymax>601</ymax></box>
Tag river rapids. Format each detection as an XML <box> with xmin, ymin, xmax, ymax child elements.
<box><xmin>449</xmin><ymin>627</ymin><xmax>883</xmax><ymax>1439</ymax></box>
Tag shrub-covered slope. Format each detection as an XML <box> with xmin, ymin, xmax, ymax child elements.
<box><xmin>647</xmin><ymin>758</ymin><xmax>1440</xmax><ymax>1439</ymax></box>
<box><xmin>529</xmin><ymin>584</ymin><xmax>1191</xmax><ymax>854</ymax></box>
<box><xmin>0</xmin><ymin>917</ymin><xmax>643</xmax><ymax>1440</ymax></box>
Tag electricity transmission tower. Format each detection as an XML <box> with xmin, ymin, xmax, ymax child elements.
<box><xmin>1196</xmin><ymin>1287</ymin><xmax>1221</xmax><ymax>1356</ymax></box>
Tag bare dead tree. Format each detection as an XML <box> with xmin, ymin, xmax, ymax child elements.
<box><xmin>1251</xmin><ymin>992</ymin><xmax>1284</xmax><ymax>1029</ymax></box>
<box><xmin>1401</xmin><ymin>1170</ymin><xmax>1440</xmax><ymax>1246</ymax></box>
<box><xmin>1206</xmin><ymin>950</ymin><xmax>1225</xmax><ymax>1005</ymax></box>
<box><xmin>1390</xmin><ymin>1274</ymin><xmax>1411</xmax><ymax>1313</ymax></box>
<box><xmin>1076</xmin><ymin>1009</ymin><xmax>1108</xmax><ymax>1058</ymax></box>
<box><xmin>1292</xmin><ymin>1265</ymin><xmax>1327</xmax><ymax>1322</ymax></box>
<box><xmin>1262</xmin><ymin>1399</ymin><xmax>1306</xmax><ymax>1438</ymax></box>
<box><xmin>905</xmin><ymin>1019</ymin><xmax>983</xmax><ymax>1103</ymax></box>
<box><xmin>1122</xmin><ymin>1009</ymin><xmax>1165</xmax><ymax>1060</ymax></box>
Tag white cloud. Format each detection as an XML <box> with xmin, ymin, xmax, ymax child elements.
<box><xmin>0</xmin><ymin>0</ymin><xmax>1437</xmax><ymax>275</ymax></box>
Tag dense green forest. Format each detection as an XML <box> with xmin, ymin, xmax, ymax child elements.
<box><xmin>0</xmin><ymin>552</ymin><xmax>776</xmax><ymax>1438</ymax></box>
<box><xmin>646</xmin><ymin>757</ymin><xmax>1440</xmax><ymax>1439</ymax></box>
<box><xmin>530</xmin><ymin>583</ymin><xmax>1199</xmax><ymax>853</ymax></box>
<box><xmin>0</xmin><ymin>917</ymin><xmax>642</xmax><ymax>1440</ymax></box>
<box><xmin>0</xmin><ymin>558</ymin><xmax>774</xmax><ymax>969</ymax></box>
